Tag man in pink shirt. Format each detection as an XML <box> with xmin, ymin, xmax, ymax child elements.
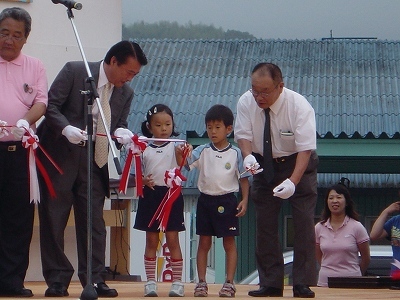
<box><xmin>0</xmin><ymin>7</ymin><xmax>48</xmax><ymax>297</ymax></box>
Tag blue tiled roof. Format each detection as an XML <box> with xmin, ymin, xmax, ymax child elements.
<box><xmin>128</xmin><ymin>38</ymin><xmax>400</xmax><ymax>139</ymax></box>
<box><xmin>125</xmin><ymin>39</ymin><xmax>400</xmax><ymax>188</ymax></box>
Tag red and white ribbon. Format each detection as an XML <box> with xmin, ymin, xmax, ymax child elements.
<box><xmin>149</xmin><ymin>167</ymin><xmax>187</xmax><ymax>231</ymax></box>
<box><xmin>22</xmin><ymin>129</ymin><xmax>41</xmax><ymax>203</ymax></box>
<box><xmin>164</xmin><ymin>168</ymin><xmax>186</xmax><ymax>188</ymax></box>
<box><xmin>241</xmin><ymin>163</ymin><xmax>264</xmax><ymax>176</ymax></box>
<box><xmin>119</xmin><ymin>134</ymin><xmax>147</xmax><ymax>197</ymax></box>
<box><xmin>148</xmin><ymin>145</ymin><xmax>190</xmax><ymax>231</ymax></box>
<box><xmin>21</xmin><ymin>128</ymin><xmax>60</xmax><ymax>203</ymax></box>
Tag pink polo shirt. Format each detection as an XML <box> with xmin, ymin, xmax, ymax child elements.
<box><xmin>315</xmin><ymin>216</ymin><xmax>370</xmax><ymax>287</ymax></box>
<box><xmin>0</xmin><ymin>52</ymin><xmax>48</xmax><ymax>142</ymax></box>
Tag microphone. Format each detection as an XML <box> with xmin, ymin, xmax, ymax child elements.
<box><xmin>52</xmin><ymin>0</ymin><xmax>82</xmax><ymax>10</ymax></box>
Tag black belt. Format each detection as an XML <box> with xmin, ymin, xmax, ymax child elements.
<box><xmin>0</xmin><ymin>141</ymin><xmax>21</xmax><ymax>152</ymax></box>
<box><xmin>253</xmin><ymin>152</ymin><xmax>297</xmax><ymax>164</ymax></box>
<box><xmin>274</xmin><ymin>153</ymin><xmax>297</xmax><ymax>163</ymax></box>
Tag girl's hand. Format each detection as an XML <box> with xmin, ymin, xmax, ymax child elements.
<box><xmin>177</xmin><ymin>142</ymin><xmax>192</xmax><ymax>156</ymax></box>
<box><xmin>175</xmin><ymin>142</ymin><xmax>192</xmax><ymax>166</ymax></box>
<box><xmin>236</xmin><ymin>200</ymin><xmax>248</xmax><ymax>217</ymax></box>
<box><xmin>143</xmin><ymin>174</ymin><xmax>155</xmax><ymax>190</ymax></box>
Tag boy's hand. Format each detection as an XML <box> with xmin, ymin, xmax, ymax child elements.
<box><xmin>236</xmin><ymin>200</ymin><xmax>248</xmax><ymax>217</ymax></box>
<box><xmin>177</xmin><ymin>142</ymin><xmax>192</xmax><ymax>156</ymax></box>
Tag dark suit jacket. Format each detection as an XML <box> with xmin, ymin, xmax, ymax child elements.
<box><xmin>38</xmin><ymin>61</ymin><xmax>134</xmax><ymax>196</ymax></box>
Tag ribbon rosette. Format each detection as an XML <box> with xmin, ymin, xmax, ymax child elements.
<box><xmin>119</xmin><ymin>134</ymin><xmax>147</xmax><ymax>197</ymax></box>
<box><xmin>241</xmin><ymin>162</ymin><xmax>264</xmax><ymax>176</ymax></box>
<box><xmin>22</xmin><ymin>129</ymin><xmax>57</xmax><ymax>203</ymax></box>
<box><xmin>149</xmin><ymin>167</ymin><xmax>187</xmax><ymax>231</ymax></box>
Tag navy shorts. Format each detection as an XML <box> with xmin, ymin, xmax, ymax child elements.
<box><xmin>134</xmin><ymin>185</ymin><xmax>185</xmax><ymax>232</ymax></box>
<box><xmin>196</xmin><ymin>192</ymin><xmax>239</xmax><ymax>238</ymax></box>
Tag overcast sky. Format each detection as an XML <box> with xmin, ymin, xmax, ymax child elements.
<box><xmin>122</xmin><ymin>0</ymin><xmax>400</xmax><ymax>40</ymax></box>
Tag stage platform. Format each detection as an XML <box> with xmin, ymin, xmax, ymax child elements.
<box><xmin>24</xmin><ymin>281</ymin><xmax>400</xmax><ymax>299</ymax></box>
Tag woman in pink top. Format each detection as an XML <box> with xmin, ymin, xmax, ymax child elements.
<box><xmin>315</xmin><ymin>178</ymin><xmax>371</xmax><ymax>287</ymax></box>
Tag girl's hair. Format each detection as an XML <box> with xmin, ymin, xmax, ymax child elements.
<box><xmin>141</xmin><ymin>103</ymin><xmax>179</xmax><ymax>138</ymax></box>
<box><xmin>320</xmin><ymin>177</ymin><xmax>359</xmax><ymax>223</ymax></box>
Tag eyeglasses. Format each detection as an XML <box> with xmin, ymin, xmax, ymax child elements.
<box><xmin>250</xmin><ymin>84</ymin><xmax>280</xmax><ymax>98</ymax></box>
<box><xmin>0</xmin><ymin>33</ymin><xmax>25</xmax><ymax>42</ymax></box>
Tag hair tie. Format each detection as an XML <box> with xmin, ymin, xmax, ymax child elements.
<box><xmin>339</xmin><ymin>177</ymin><xmax>350</xmax><ymax>188</ymax></box>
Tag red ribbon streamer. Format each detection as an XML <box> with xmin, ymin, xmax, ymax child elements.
<box><xmin>22</xmin><ymin>130</ymin><xmax>59</xmax><ymax>200</ymax></box>
<box><xmin>135</xmin><ymin>155</ymin><xmax>143</xmax><ymax>197</ymax></box>
<box><xmin>35</xmin><ymin>155</ymin><xmax>57</xmax><ymax>198</ymax></box>
<box><xmin>118</xmin><ymin>134</ymin><xmax>147</xmax><ymax>197</ymax></box>
<box><xmin>148</xmin><ymin>145</ymin><xmax>190</xmax><ymax>231</ymax></box>
<box><xmin>4</xmin><ymin>124</ymin><xmax>63</xmax><ymax>174</ymax></box>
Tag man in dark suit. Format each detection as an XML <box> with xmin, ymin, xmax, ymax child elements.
<box><xmin>37</xmin><ymin>41</ymin><xmax>147</xmax><ymax>297</ymax></box>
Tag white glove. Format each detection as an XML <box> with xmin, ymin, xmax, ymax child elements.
<box><xmin>0</xmin><ymin>120</ymin><xmax>9</xmax><ymax>138</ymax></box>
<box><xmin>62</xmin><ymin>125</ymin><xmax>87</xmax><ymax>144</ymax></box>
<box><xmin>11</xmin><ymin>119</ymin><xmax>29</xmax><ymax>140</ymax></box>
<box><xmin>114</xmin><ymin>128</ymin><xmax>133</xmax><ymax>145</ymax></box>
<box><xmin>273</xmin><ymin>178</ymin><xmax>295</xmax><ymax>199</ymax></box>
<box><xmin>243</xmin><ymin>154</ymin><xmax>257</xmax><ymax>169</ymax></box>
<box><xmin>243</xmin><ymin>154</ymin><xmax>263</xmax><ymax>175</ymax></box>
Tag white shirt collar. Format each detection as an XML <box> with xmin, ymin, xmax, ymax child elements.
<box><xmin>269</xmin><ymin>88</ymin><xmax>285</xmax><ymax>115</ymax></box>
<box><xmin>98</xmin><ymin>61</ymin><xmax>114</xmax><ymax>89</ymax></box>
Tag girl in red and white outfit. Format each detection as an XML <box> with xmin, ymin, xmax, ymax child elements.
<box><xmin>133</xmin><ymin>104</ymin><xmax>186</xmax><ymax>297</ymax></box>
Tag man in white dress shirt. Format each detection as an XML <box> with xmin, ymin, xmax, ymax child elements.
<box><xmin>234</xmin><ymin>62</ymin><xmax>318</xmax><ymax>298</ymax></box>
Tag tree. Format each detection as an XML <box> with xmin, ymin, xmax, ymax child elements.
<box><xmin>122</xmin><ymin>21</ymin><xmax>256</xmax><ymax>40</ymax></box>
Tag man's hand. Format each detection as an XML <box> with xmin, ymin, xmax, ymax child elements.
<box><xmin>273</xmin><ymin>178</ymin><xmax>295</xmax><ymax>199</ymax></box>
<box><xmin>11</xmin><ymin>119</ymin><xmax>29</xmax><ymax>140</ymax></box>
<box><xmin>243</xmin><ymin>154</ymin><xmax>257</xmax><ymax>169</ymax></box>
<box><xmin>0</xmin><ymin>120</ymin><xmax>9</xmax><ymax>138</ymax></box>
<box><xmin>62</xmin><ymin>125</ymin><xmax>87</xmax><ymax>144</ymax></box>
<box><xmin>243</xmin><ymin>154</ymin><xmax>263</xmax><ymax>175</ymax></box>
<box><xmin>114</xmin><ymin>128</ymin><xmax>133</xmax><ymax>145</ymax></box>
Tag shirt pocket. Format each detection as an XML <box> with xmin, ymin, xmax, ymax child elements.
<box><xmin>21</xmin><ymin>84</ymin><xmax>37</xmax><ymax>107</ymax></box>
<box><xmin>279</xmin><ymin>130</ymin><xmax>296</xmax><ymax>151</ymax></box>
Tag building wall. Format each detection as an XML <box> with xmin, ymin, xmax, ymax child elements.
<box><xmin>0</xmin><ymin>0</ymin><xmax>122</xmax><ymax>281</ymax></box>
<box><xmin>0</xmin><ymin>0</ymin><xmax>122</xmax><ymax>83</ymax></box>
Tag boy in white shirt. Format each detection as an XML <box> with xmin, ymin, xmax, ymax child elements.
<box><xmin>186</xmin><ymin>104</ymin><xmax>250</xmax><ymax>297</ymax></box>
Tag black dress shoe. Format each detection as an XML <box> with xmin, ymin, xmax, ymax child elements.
<box><xmin>94</xmin><ymin>282</ymin><xmax>118</xmax><ymax>298</ymax></box>
<box><xmin>248</xmin><ymin>286</ymin><xmax>283</xmax><ymax>297</ymax></box>
<box><xmin>0</xmin><ymin>287</ymin><xmax>33</xmax><ymax>297</ymax></box>
<box><xmin>293</xmin><ymin>285</ymin><xmax>315</xmax><ymax>298</ymax></box>
<box><xmin>45</xmin><ymin>282</ymin><xmax>69</xmax><ymax>297</ymax></box>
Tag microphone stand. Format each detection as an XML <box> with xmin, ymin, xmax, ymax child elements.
<box><xmin>60</xmin><ymin>8</ymin><xmax>122</xmax><ymax>300</ymax></box>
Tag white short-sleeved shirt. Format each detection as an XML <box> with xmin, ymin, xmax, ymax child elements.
<box><xmin>187</xmin><ymin>143</ymin><xmax>247</xmax><ymax>196</ymax></box>
<box><xmin>142</xmin><ymin>142</ymin><xmax>179</xmax><ymax>187</ymax></box>
<box><xmin>234</xmin><ymin>87</ymin><xmax>316</xmax><ymax>158</ymax></box>
<box><xmin>315</xmin><ymin>216</ymin><xmax>370</xmax><ymax>287</ymax></box>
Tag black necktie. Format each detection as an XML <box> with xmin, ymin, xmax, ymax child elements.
<box><xmin>263</xmin><ymin>108</ymin><xmax>274</xmax><ymax>182</ymax></box>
